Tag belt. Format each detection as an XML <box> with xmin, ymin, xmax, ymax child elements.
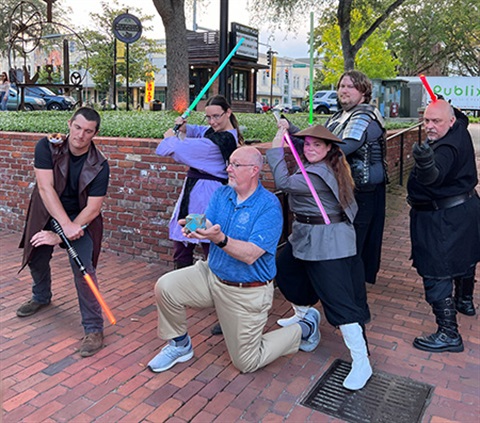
<box><xmin>217</xmin><ymin>277</ymin><xmax>272</xmax><ymax>288</ymax></box>
<box><xmin>407</xmin><ymin>190</ymin><xmax>476</xmax><ymax>211</ymax></box>
<box><xmin>294</xmin><ymin>213</ymin><xmax>347</xmax><ymax>225</ymax></box>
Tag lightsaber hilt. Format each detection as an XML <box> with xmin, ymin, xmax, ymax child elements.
<box><xmin>51</xmin><ymin>219</ymin><xmax>86</xmax><ymax>272</ymax></box>
<box><xmin>50</xmin><ymin>218</ymin><xmax>116</xmax><ymax>325</ymax></box>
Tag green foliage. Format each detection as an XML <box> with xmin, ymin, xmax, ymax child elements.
<box><xmin>389</xmin><ymin>0</ymin><xmax>480</xmax><ymax>76</ymax></box>
<box><xmin>315</xmin><ymin>8</ymin><xmax>399</xmax><ymax>85</ymax></box>
<box><xmin>36</xmin><ymin>67</ymin><xmax>63</xmax><ymax>84</ymax></box>
<box><xmin>76</xmin><ymin>0</ymin><xmax>163</xmax><ymax>93</ymax></box>
<box><xmin>0</xmin><ymin>110</ymin><xmax>422</xmax><ymax>141</ymax></box>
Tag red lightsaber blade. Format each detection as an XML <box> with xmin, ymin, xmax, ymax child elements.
<box><xmin>419</xmin><ymin>74</ymin><xmax>437</xmax><ymax>102</ymax></box>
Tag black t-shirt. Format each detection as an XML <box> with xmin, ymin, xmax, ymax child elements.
<box><xmin>34</xmin><ymin>137</ymin><xmax>109</xmax><ymax>217</ymax></box>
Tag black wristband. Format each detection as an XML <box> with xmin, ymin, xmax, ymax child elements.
<box><xmin>215</xmin><ymin>235</ymin><xmax>228</xmax><ymax>248</ymax></box>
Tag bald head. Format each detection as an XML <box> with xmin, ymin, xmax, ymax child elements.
<box><xmin>233</xmin><ymin>146</ymin><xmax>264</xmax><ymax>167</ymax></box>
<box><xmin>227</xmin><ymin>146</ymin><xmax>264</xmax><ymax>199</ymax></box>
<box><xmin>424</xmin><ymin>99</ymin><xmax>456</xmax><ymax>141</ymax></box>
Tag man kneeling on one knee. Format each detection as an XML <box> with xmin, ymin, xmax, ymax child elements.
<box><xmin>148</xmin><ymin>146</ymin><xmax>320</xmax><ymax>373</ymax></box>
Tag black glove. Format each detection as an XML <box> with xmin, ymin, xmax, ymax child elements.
<box><xmin>412</xmin><ymin>143</ymin><xmax>439</xmax><ymax>184</ymax></box>
<box><xmin>413</xmin><ymin>143</ymin><xmax>435</xmax><ymax>168</ymax></box>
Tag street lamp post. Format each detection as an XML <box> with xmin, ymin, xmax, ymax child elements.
<box><xmin>219</xmin><ymin>0</ymin><xmax>229</xmax><ymax>99</ymax></box>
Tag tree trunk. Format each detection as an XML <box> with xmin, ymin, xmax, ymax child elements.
<box><xmin>337</xmin><ymin>0</ymin><xmax>409</xmax><ymax>71</ymax></box>
<box><xmin>152</xmin><ymin>0</ymin><xmax>189</xmax><ymax>111</ymax></box>
<box><xmin>337</xmin><ymin>0</ymin><xmax>355</xmax><ymax>71</ymax></box>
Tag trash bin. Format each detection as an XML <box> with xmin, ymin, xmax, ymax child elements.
<box><xmin>150</xmin><ymin>100</ymin><xmax>162</xmax><ymax>111</ymax></box>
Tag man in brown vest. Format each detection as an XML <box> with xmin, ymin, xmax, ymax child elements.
<box><xmin>17</xmin><ymin>107</ymin><xmax>110</xmax><ymax>357</ymax></box>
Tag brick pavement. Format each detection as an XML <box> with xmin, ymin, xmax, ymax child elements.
<box><xmin>1</xmin><ymin>174</ymin><xmax>479</xmax><ymax>422</ymax></box>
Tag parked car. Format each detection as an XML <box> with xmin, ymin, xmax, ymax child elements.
<box><xmin>261</xmin><ymin>102</ymin><xmax>271</xmax><ymax>112</ymax></box>
<box><xmin>6</xmin><ymin>87</ymin><xmax>46</xmax><ymax>111</ymax></box>
<box><xmin>287</xmin><ymin>105</ymin><xmax>304</xmax><ymax>114</ymax></box>
<box><xmin>255</xmin><ymin>101</ymin><xmax>264</xmax><ymax>113</ymax></box>
<box><xmin>24</xmin><ymin>86</ymin><xmax>76</xmax><ymax>111</ymax></box>
<box><xmin>272</xmin><ymin>103</ymin><xmax>293</xmax><ymax>113</ymax></box>
<box><xmin>313</xmin><ymin>90</ymin><xmax>338</xmax><ymax>114</ymax></box>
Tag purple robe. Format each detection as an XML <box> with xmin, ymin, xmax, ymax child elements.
<box><xmin>156</xmin><ymin>124</ymin><xmax>238</xmax><ymax>243</ymax></box>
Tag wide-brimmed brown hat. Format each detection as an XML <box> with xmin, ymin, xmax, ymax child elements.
<box><xmin>294</xmin><ymin>125</ymin><xmax>345</xmax><ymax>144</ymax></box>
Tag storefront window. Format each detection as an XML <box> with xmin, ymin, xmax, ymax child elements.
<box><xmin>232</xmin><ymin>70</ymin><xmax>248</xmax><ymax>101</ymax></box>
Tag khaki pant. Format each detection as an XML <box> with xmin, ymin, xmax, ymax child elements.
<box><xmin>154</xmin><ymin>260</ymin><xmax>302</xmax><ymax>373</ymax></box>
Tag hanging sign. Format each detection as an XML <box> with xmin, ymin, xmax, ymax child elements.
<box><xmin>113</xmin><ymin>13</ymin><xmax>142</xmax><ymax>44</ymax></box>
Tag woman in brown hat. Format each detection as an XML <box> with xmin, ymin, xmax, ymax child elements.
<box><xmin>266</xmin><ymin>120</ymin><xmax>372</xmax><ymax>390</ymax></box>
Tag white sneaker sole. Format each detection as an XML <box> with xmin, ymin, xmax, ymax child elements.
<box><xmin>148</xmin><ymin>350</ymin><xmax>194</xmax><ymax>373</ymax></box>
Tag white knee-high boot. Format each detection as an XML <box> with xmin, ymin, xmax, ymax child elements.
<box><xmin>339</xmin><ymin>323</ymin><xmax>372</xmax><ymax>390</ymax></box>
<box><xmin>277</xmin><ymin>304</ymin><xmax>310</xmax><ymax>327</ymax></box>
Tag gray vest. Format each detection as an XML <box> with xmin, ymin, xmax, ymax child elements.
<box><xmin>327</xmin><ymin>104</ymin><xmax>388</xmax><ymax>189</ymax></box>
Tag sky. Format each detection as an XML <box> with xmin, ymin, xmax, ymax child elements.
<box><xmin>61</xmin><ymin>0</ymin><xmax>312</xmax><ymax>58</ymax></box>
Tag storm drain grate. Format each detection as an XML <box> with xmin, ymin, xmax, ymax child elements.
<box><xmin>302</xmin><ymin>359</ymin><xmax>434</xmax><ymax>423</ymax></box>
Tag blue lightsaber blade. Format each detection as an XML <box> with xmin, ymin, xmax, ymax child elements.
<box><xmin>173</xmin><ymin>37</ymin><xmax>245</xmax><ymax>132</ymax></box>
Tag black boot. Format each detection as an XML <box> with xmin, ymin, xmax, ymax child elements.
<box><xmin>413</xmin><ymin>297</ymin><xmax>464</xmax><ymax>353</ymax></box>
<box><xmin>454</xmin><ymin>276</ymin><xmax>476</xmax><ymax>316</ymax></box>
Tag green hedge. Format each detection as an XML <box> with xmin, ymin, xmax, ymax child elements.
<box><xmin>0</xmin><ymin>110</ymin><xmax>419</xmax><ymax>142</ymax></box>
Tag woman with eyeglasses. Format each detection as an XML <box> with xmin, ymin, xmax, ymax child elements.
<box><xmin>266</xmin><ymin>120</ymin><xmax>372</xmax><ymax>390</ymax></box>
<box><xmin>156</xmin><ymin>95</ymin><xmax>243</xmax><ymax>276</ymax></box>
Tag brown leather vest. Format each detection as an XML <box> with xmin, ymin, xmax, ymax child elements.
<box><xmin>19</xmin><ymin>137</ymin><xmax>107</xmax><ymax>271</ymax></box>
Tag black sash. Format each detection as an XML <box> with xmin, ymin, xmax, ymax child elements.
<box><xmin>178</xmin><ymin>129</ymin><xmax>237</xmax><ymax>220</ymax></box>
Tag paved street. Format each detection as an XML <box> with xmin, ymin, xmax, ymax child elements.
<box><xmin>1</xmin><ymin>145</ymin><xmax>479</xmax><ymax>423</ymax></box>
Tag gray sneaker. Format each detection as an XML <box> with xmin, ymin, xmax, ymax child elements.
<box><xmin>299</xmin><ymin>308</ymin><xmax>321</xmax><ymax>352</ymax></box>
<box><xmin>148</xmin><ymin>337</ymin><xmax>194</xmax><ymax>372</ymax></box>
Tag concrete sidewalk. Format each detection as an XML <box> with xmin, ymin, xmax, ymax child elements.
<box><xmin>1</xmin><ymin>183</ymin><xmax>479</xmax><ymax>422</ymax></box>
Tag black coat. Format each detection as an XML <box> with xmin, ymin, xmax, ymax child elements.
<box><xmin>407</xmin><ymin>117</ymin><xmax>480</xmax><ymax>278</ymax></box>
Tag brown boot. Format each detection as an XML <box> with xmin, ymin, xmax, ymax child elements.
<box><xmin>80</xmin><ymin>332</ymin><xmax>104</xmax><ymax>357</ymax></box>
<box><xmin>17</xmin><ymin>299</ymin><xmax>51</xmax><ymax>317</ymax></box>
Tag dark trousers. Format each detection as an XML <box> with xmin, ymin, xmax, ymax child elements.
<box><xmin>424</xmin><ymin>266</ymin><xmax>476</xmax><ymax>304</ymax></box>
<box><xmin>354</xmin><ymin>182</ymin><xmax>386</xmax><ymax>284</ymax></box>
<box><xmin>28</xmin><ymin>232</ymin><xmax>103</xmax><ymax>333</ymax></box>
<box><xmin>173</xmin><ymin>241</ymin><xmax>210</xmax><ymax>266</ymax></box>
<box><xmin>275</xmin><ymin>242</ymin><xmax>370</xmax><ymax>327</ymax></box>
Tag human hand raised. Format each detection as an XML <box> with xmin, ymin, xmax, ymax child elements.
<box><xmin>412</xmin><ymin>143</ymin><xmax>435</xmax><ymax>168</ymax></box>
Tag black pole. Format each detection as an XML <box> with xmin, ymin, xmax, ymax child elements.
<box><xmin>63</xmin><ymin>39</ymin><xmax>69</xmax><ymax>86</ymax></box>
<box><xmin>218</xmin><ymin>0</ymin><xmax>229</xmax><ymax>98</ymax></box>
<box><xmin>269</xmin><ymin>59</ymin><xmax>274</xmax><ymax>108</ymax></box>
<box><xmin>126</xmin><ymin>42</ymin><xmax>130</xmax><ymax>111</ymax></box>
<box><xmin>113</xmin><ymin>39</ymin><xmax>117</xmax><ymax>110</ymax></box>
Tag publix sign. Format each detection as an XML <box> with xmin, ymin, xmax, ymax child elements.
<box><xmin>424</xmin><ymin>77</ymin><xmax>480</xmax><ymax>110</ymax></box>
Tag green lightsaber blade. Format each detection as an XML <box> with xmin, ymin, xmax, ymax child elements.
<box><xmin>174</xmin><ymin>37</ymin><xmax>245</xmax><ymax>131</ymax></box>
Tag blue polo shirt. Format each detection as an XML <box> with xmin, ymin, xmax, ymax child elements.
<box><xmin>206</xmin><ymin>183</ymin><xmax>283</xmax><ymax>283</ymax></box>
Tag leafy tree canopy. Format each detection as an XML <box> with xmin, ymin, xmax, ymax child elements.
<box><xmin>389</xmin><ymin>0</ymin><xmax>480</xmax><ymax>76</ymax></box>
<box><xmin>315</xmin><ymin>7</ymin><xmax>399</xmax><ymax>85</ymax></box>
<box><xmin>76</xmin><ymin>0</ymin><xmax>162</xmax><ymax>96</ymax></box>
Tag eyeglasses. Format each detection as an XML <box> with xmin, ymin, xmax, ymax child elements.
<box><xmin>227</xmin><ymin>162</ymin><xmax>256</xmax><ymax>170</ymax></box>
<box><xmin>204</xmin><ymin>112</ymin><xmax>226</xmax><ymax>121</ymax></box>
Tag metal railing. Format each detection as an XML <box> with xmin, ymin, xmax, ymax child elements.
<box><xmin>386</xmin><ymin>121</ymin><xmax>423</xmax><ymax>186</ymax></box>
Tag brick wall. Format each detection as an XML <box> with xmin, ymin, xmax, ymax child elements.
<box><xmin>0</xmin><ymin>127</ymin><xmax>421</xmax><ymax>264</ymax></box>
